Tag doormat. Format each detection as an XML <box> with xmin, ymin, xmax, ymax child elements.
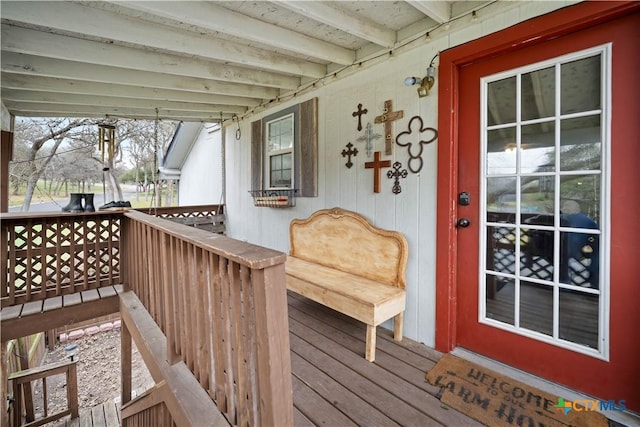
<box><xmin>426</xmin><ymin>354</ymin><xmax>608</xmax><ymax>427</ymax></box>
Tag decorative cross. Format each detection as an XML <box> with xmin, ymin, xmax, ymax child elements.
<box><xmin>341</xmin><ymin>142</ymin><xmax>358</xmax><ymax>168</ymax></box>
<box><xmin>352</xmin><ymin>103</ymin><xmax>368</xmax><ymax>131</ymax></box>
<box><xmin>364</xmin><ymin>151</ymin><xmax>392</xmax><ymax>193</ymax></box>
<box><xmin>374</xmin><ymin>100</ymin><xmax>404</xmax><ymax>155</ymax></box>
<box><xmin>386</xmin><ymin>161</ymin><xmax>408</xmax><ymax>194</ymax></box>
<box><xmin>395</xmin><ymin>115</ymin><xmax>438</xmax><ymax>173</ymax></box>
<box><xmin>356</xmin><ymin>122</ymin><xmax>381</xmax><ymax>158</ymax></box>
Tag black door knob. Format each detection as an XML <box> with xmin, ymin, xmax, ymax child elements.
<box><xmin>457</xmin><ymin>218</ymin><xmax>471</xmax><ymax>228</ymax></box>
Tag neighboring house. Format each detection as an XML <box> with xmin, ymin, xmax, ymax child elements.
<box><xmin>167</xmin><ymin>2</ymin><xmax>640</xmax><ymax>411</ymax></box>
<box><xmin>161</xmin><ymin>122</ymin><xmax>224</xmax><ymax>206</ymax></box>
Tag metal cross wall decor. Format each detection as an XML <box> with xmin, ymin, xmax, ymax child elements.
<box><xmin>341</xmin><ymin>142</ymin><xmax>358</xmax><ymax>168</ymax></box>
<box><xmin>374</xmin><ymin>100</ymin><xmax>404</xmax><ymax>155</ymax></box>
<box><xmin>395</xmin><ymin>115</ymin><xmax>438</xmax><ymax>173</ymax></box>
<box><xmin>356</xmin><ymin>122</ymin><xmax>381</xmax><ymax>158</ymax></box>
<box><xmin>352</xmin><ymin>103</ymin><xmax>368</xmax><ymax>131</ymax></box>
<box><xmin>364</xmin><ymin>151</ymin><xmax>392</xmax><ymax>193</ymax></box>
<box><xmin>387</xmin><ymin>162</ymin><xmax>408</xmax><ymax>194</ymax></box>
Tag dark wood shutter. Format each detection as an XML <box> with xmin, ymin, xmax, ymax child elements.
<box><xmin>299</xmin><ymin>98</ymin><xmax>318</xmax><ymax>197</ymax></box>
<box><xmin>251</xmin><ymin>119</ymin><xmax>263</xmax><ymax>191</ymax></box>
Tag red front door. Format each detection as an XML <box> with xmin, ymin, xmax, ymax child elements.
<box><xmin>437</xmin><ymin>3</ymin><xmax>640</xmax><ymax>410</ymax></box>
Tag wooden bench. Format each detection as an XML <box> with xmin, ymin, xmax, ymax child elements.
<box><xmin>286</xmin><ymin>207</ymin><xmax>408</xmax><ymax>362</ymax></box>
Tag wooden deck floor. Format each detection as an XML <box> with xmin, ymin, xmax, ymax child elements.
<box><xmin>287</xmin><ymin>292</ymin><xmax>481</xmax><ymax>427</ymax></box>
<box><xmin>48</xmin><ymin>400</ymin><xmax>120</xmax><ymax>427</ymax></box>
<box><xmin>46</xmin><ymin>292</ymin><xmax>480</xmax><ymax>427</ymax></box>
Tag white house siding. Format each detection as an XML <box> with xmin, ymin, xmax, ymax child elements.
<box><xmin>186</xmin><ymin>1</ymin><xmax>577</xmax><ymax>348</ymax></box>
<box><xmin>178</xmin><ymin>126</ymin><xmax>224</xmax><ymax>206</ymax></box>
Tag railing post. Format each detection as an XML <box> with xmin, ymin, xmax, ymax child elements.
<box><xmin>161</xmin><ymin>232</ymin><xmax>180</xmax><ymax>365</ymax></box>
<box><xmin>120</xmin><ymin>215</ymin><xmax>131</xmax><ymax>292</ymax></box>
<box><xmin>121</xmin><ymin>319</ymin><xmax>132</xmax><ymax>406</ymax></box>
<box><xmin>251</xmin><ymin>264</ymin><xmax>294</xmax><ymax>427</ymax></box>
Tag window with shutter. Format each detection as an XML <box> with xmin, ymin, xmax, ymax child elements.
<box><xmin>251</xmin><ymin>98</ymin><xmax>318</xmax><ymax>198</ymax></box>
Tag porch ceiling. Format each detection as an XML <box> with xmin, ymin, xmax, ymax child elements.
<box><xmin>0</xmin><ymin>1</ymin><xmax>497</xmax><ymax>123</ymax></box>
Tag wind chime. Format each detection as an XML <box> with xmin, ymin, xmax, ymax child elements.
<box><xmin>98</xmin><ymin>123</ymin><xmax>115</xmax><ymax>206</ymax></box>
<box><xmin>98</xmin><ymin>124</ymin><xmax>116</xmax><ymax>163</ymax></box>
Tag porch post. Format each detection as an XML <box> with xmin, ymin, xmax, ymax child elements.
<box><xmin>1</xmin><ymin>341</ymin><xmax>8</xmax><ymax>427</ymax></box>
<box><xmin>1</xmin><ymin>130</ymin><xmax>13</xmax><ymax>213</ymax></box>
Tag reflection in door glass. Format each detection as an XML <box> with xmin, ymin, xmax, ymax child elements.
<box><xmin>485</xmin><ymin>275</ymin><xmax>515</xmax><ymax>325</ymax></box>
<box><xmin>481</xmin><ymin>49</ymin><xmax>606</xmax><ymax>354</ymax></box>
<box><xmin>559</xmin><ymin>289</ymin><xmax>599</xmax><ymax>348</ymax></box>
<box><xmin>519</xmin><ymin>281</ymin><xmax>553</xmax><ymax>337</ymax></box>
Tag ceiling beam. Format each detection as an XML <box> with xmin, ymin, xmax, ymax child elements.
<box><xmin>406</xmin><ymin>1</ymin><xmax>451</xmax><ymax>23</ymax></box>
<box><xmin>276</xmin><ymin>1</ymin><xmax>397</xmax><ymax>48</ymax></box>
<box><xmin>1</xmin><ymin>90</ymin><xmax>248</xmax><ymax>115</ymax></box>
<box><xmin>1</xmin><ymin>25</ymin><xmax>300</xmax><ymax>91</ymax></box>
<box><xmin>112</xmin><ymin>1</ymin><xmax>355</xmax><ymax>66</ymax></box>
<box><xmin>1</xmin><ymin>74</ymin><xmax>263</xmax><ymax>107</ymax></box>
<box><xmin>4</xmin><ymin>101</ymin><xmax>233</xmax><ymax>121</ymax></box>
<box><xmin>1</xmin><ymin>1</ymin><xmax>327</xmax><ymax>78</ymax></box>
<box><xmin>1</xmin><ymin>52</ymin><xmax>270</xmax><ymax>104</ymax></box>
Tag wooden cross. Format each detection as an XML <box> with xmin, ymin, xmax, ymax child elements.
<box><xmin>341</xmin><ymin>142</ymin><xmax>358</xmax><ymax>168</ymax></box>
<box><xmin>365</xmin><ymin>151</ymin><xmax>392</xmax><ymax>193</ymax></box>
<box><xmin>374</xmin><ymin>100</ymin><xmax>404</xmax><ymax>155</ymax></box>
<box><xmin>352</xmin><ymin>103</ymin><xmax>368</xmax><ymax>131</ymax></box>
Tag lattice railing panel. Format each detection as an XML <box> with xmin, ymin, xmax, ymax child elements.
<box><xmin>2</xmin><ymin>213</ymin><xmax>122</xmax><ymax>306</ymax></box>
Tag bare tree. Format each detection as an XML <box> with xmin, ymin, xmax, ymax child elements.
<box><xmin>13</xmin><ymin>118</ymin><xmax>92</xmax><ymax>211</ymax></box>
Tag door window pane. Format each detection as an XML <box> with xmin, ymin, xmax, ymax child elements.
<box><xmin>520</xmin><ymin>228</ymin><xmax>554</xmax><ymax>281</ymax></box>
<box><xmin>561</xmin><ymin>56</ymin><xmax>601</xmax><ymax>115</ymax></box>
<box><xmin>559</xmin><ymin>289</ymin><xmax>599</xmax><ymax>348</ymax></box>
<box><xmin>481</xmin><ymin>48</ymin><xmax>607</xmax><ymax>355</ymax></box>
<box><xmin>560</xmin><ymin>115</ymin><xmax>601</xmax><ymax>171</ymax></box>
<box><xmin>486</xmin><ymin>127</ymin><xmax>517</xmax><ymax>175</ymax></box>
<box><xmin>486</xmin><ymin>276</ymin><xmax>515</xmax><ymax>326</ymax></box>
<box><xmin>521</xmin><ymin>122</ymin><xmax>555</xmax><ymax>173</ymax></box>
<box><xmin>519</xmin><ymin>281</ymin><xmax>553</xmax><ymax>336</ymax></box>
<box><xmin>487</xmin><ymin>177</ymin><xmax>517</xmax><ymax>218</ymax></box>
<box><xmin>487</xmin><ymin>76</ymin><xmax>516</xmax><ymax>125</ymax></box>
<box><xmin>521</xmin><ymin>67</ymin><xmax>555</xmax><ymax>121</ymax></box>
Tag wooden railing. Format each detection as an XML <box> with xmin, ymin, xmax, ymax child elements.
<box><xmin>120</xmin><ymin>210</ymin><xmax>294</xmax><ymax>427</ymax></box>
<box><xmin>135</xmin><ymin>204</ymin><xmax>223</xmax><ymax>219</ymax></box>
<box><xmin>8</xmin><ymin>360</ymin><xmax>78</xmax><ymax>427</ymax></box>
<box><xmin>121</xmin><ymin>382</ymin><xmax>174</xmax><ymax>427</ymax></box>
<box><xmin>2</xmin><ymin>206</ymin><xmax>294</xmax><ymax>427</ymax></box>
<box><xmin>1</xmin><ymin>211</ymin><xmax>121</xmax><ymax>307</ymax></box>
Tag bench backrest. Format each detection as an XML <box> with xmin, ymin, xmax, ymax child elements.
<box><xmin>289</xmin><ymin>207</ymin><xmax>408</xmax><ymax>289</ymax></box>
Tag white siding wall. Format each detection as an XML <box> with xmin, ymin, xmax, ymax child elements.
<box><xmin>178</xmin><ymin>127</ymin><xmax>223</xmax><ymax>206</ymax></box>
<box><xmin>186</xmin><ymin>1</ymin><xmax>576</xmax><ymax>347</ymax></box>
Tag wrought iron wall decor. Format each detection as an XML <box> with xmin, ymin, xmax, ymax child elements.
<box><xmin>352</xmin><ymin>103</ymin><xmax>368</xmax><ymax>131</ymax></box>
<box><xmin>395</xmin><ymin>115</ymin><xmax>438</xmax><ymax>173</ymax></box>
<box><xmin>356</xmin><ymin>122</ymin><xmax>381</xmax><ymax>158</ymax></box>
<box><xmin>374</xmin><ymin>100</ymin><xmax>404</xmax><ymax>155</ymax></box>
<box><xmin>387</xmin><ymin>162</ymin><xmax>408</xmax><ymax>194</ymax></box>
<box><xmin>341</xmin><ymin>142</ymin><xmax>358</xmax><ymax>168</ymax></box>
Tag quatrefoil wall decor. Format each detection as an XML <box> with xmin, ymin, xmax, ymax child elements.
<box><xmin>395</xmin><ymin>116</ymin><xmax>438</xmax><ymax>173</ymax></box>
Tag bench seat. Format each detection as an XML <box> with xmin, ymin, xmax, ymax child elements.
<box><xmin>286</xmin><ymin>207</ymin><xmax>408</xmax><ymax>361</ymax></box>
<box><xmin>286</xmin><ymin>256</ymin><xmax>405</xmax><ymax>326</ymax></box>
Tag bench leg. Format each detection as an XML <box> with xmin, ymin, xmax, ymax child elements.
<box><xmin>393</xmin><ymin>312</ymin><xmax>404</xmax><ymax>342</ymax></box>
<box><xmin>365</xmin><ymin>325</ymin><xmax>376</xmax><ymax>362</ymax></box>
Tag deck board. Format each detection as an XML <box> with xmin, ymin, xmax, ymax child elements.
<box><xmin>287</xmin><ymin>292</ymin><xmax>483</xmax><ymax>427</ymax></box>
